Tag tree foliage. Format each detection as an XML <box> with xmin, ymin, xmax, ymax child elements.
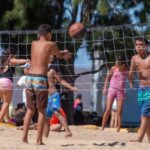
<box><xmin>0</xmin><ymin>0</ymin><xmax>150</xmax><ymax>29</ymax></box>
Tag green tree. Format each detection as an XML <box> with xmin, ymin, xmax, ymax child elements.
<box><xmin>1</xmin><ymin>1</ymin><xmax>150</xmax><ymax>29</ymax></box>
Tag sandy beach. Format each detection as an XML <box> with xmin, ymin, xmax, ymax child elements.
<box><xmin>0</xmin><ymin>124</ymin><xmax>149</xmax><ymax>150</ymax></box>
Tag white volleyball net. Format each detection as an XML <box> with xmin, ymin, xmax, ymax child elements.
<box><xmin>0</xmin><ymin>23</ymin><xmax>150</xmax><ymax>108</ymax></box>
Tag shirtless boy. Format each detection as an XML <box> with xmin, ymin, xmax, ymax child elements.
<box><xmin>22</xmin><ymin>24</ymin><xmax>71</xmax><ymax>145</ymax></box>
<box><xmin>129</xmin><ymin>37</ymin><xmax>150</xmax><ymax>143</ymax></box>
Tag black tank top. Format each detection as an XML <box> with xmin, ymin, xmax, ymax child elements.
<box><xmin>0</xmin><ymin>66</ymin><xmax>15</xmax><ymax>82</ymax></box>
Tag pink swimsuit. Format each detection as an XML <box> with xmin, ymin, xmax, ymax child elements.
<box><xmin>0</xmin><ymin>78</ymin><xmax>13</xmax><ymax>94</ymax></box>
<box><xmin>107</xmin><ymin>67</ymin><xmax>128</xmax><ymax>100</ymax></box>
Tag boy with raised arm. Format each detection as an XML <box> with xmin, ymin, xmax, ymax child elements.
<box><xmin>22</xmin><ymin>24</ymin><xmax>71</xmax><ymax>145</ymax></box>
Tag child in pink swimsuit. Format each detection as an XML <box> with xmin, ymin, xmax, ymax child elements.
<box><xmin>0</xmin><ymin>48</ymin><xmax>29</xmax><ymax>123</ymax></box>
<box><xmin>102</xmin><ymin>56</ymin><xmax>129</xmax><ymax>132</ymax></box>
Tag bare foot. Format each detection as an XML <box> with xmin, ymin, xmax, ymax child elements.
<box><xmin>17</xmin><ymin>125</ymin><xmax>37</xmax><ymax>130</ymax></box>
<box><xmin>17</xmin><ymin>127</ymin><xmax>23</xmax><ymax>130</ymax></box>
<box><xmin>36</xmin><ymin>142</ymin><xmax>45</xmax><ymax>145</ymax></box>
<box><xmin>116</xmin><ymin>128</ymin><xmax>120</xmax><ymax>132</ymax></box>
<box><xmin>29</xmin><ymin>124</ymin><xmax>37</xmax><ymax>130</ymax></box>
<box><xmin>101</xmin><ymin>127</ymin><xmax>104</xmax><ymax>131</ymax></box>
<box><xmin>22</xmin><ymin>138</ymin><xmax>28</xmax><ymax>144</ymax></box>
<box><xmin>65</xmin><ymin>131</ymin><xmax>72</xmax><ymax>137</ymax></box>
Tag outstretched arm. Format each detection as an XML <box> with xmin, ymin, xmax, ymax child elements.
<box><xmin>9</xmin><ymin>58</ymin><xmax>30</xmax><ymax>66</ymax></box>
<box><xmin>48</xmin><ymin>69</ymin><xmax>78</xmax><ymax>92</ymax></box>
<box><xmin>59</xmin><ymin>79</ymin><xmax>78</xmax><ymax>92</ymax></box>
<box><xmin>51</xmin><ymin>43</ymin><xmax>72</xmax><ymax>60</ymax></box>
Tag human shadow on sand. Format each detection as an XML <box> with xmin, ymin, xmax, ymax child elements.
<box><xmin>61</xmin><ymin>144</ymin><xmax>74</xmax><ymax>147</ymax></box>
<box><xmin>93</xmin><ymin>142</ymin><xmax>126</xmax><ymax>147</ymax></box>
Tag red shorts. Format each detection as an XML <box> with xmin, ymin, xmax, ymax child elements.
<box><xmin>50</xmin><ymin>108</ymin><xmax>66</xmax><ymax>125</ymax></box>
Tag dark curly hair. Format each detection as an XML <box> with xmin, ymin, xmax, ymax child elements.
<box><xmin>116</xmin><ymin>55</ymin><xmax>127</xmax><ymax>65</ymax></box>
<box><xmin>0</xmin><ymin>47</ymin><xmax>16</xmax><ymax>71</ymax></box>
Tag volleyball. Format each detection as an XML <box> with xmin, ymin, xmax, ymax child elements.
<box><xmin>69</xmin><ymin>22</ymin><xmax>86</xmax><ymax>39</ymax></box>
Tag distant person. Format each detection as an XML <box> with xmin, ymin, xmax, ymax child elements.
<box><xmin>16</xmin><ymin>108</ymin><xmax>67</xmax><ymax>131</ymax></box>
<box><xmin>22</xmin><ymin>24</ymin><xmax>71</xmax><ymax>145</ymax></box>
<box><xmin>50</xmin><ymin>108</ymin><xmax>67</xmax><ymax>132</ymax></box>
<box><xmin>74</xmin><ymin>93</ymin><xmax>85</xmax><ymax>125</ymax></box>
<box><xmin>74</xmin><ymin>93</ymin><xmax>83</xmax><ymax>111</ymax></box>
<box><xmin>44</xmin><ymin>56</ymin><xmax>78</xmax><ymax>138</ymax></box>
<box><xmin>129</xmin><ymin>37</ymin><xmax>150</xmax><ymax>143</ymax></box>
<box><xmin>15</xmin><ymin>103</ymin><xmax>27</xmax><ymax>126</ymax></box>
<box><xmin>102</xmin><ymin>56</ymin><xmax>129</xmax><ymax>132</ymax></box>
<box><xmin>0</xmin><ymin>47</ymin><xmax>29</xmax><ymax>124</ymax></box>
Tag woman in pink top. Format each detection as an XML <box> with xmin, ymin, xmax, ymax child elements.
<box><xmin>102</xmin><ymin>56</ymin><xmax>129</xmax><ymax>132</ymax></box>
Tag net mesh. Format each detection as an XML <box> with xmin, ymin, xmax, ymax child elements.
<box><xmin>0</xmin><ymin>23</ymin><xmax>150</xmax><ymax>93</ymax></box>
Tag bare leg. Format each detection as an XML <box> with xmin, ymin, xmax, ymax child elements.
<box><xmin>22</xmin><ymin>108</ymin><xmax>35</xmax><ymax>143</ymax></box>
<box><xmin>146</xmin><ymin>118</ymin><xmax>150</xmax><ymax>143</ymax></box>
<box><xmin>50</xmin><ymin>124</ymin><xmax>62</xmax><ymax>132</ymax></box>
<box><xmin>44</xmin><ymin>119</ymin><xmax>50</xmax><ymax>138</ymax></box>
<box><xmin>36</xmin><ymin>108</ymin><xmax>46</xmax><ymax>145</ymax></box>
<box><xmin>17</xmin><ymin>124</ymin><xmax>37</xmax><ymax>130</ymax></box>
<box><xmin>0</xmin><ymin>102</ymin><xmax>10</xmax><ymax>122</ymax></box>
<box><xmin>17</xmin><ymin>126</ymin><xmax>24</xmax><ymax>130</ymax></box>
<box><xmin>4</xmin><ymin>109</ymin><xmax>11</xmax><ymax>122</ymax></box>
<box><xmin>0</xmin><ymin>90</ymin><xmax>12</xmax><ymax>122</ymax></box>
<box><xmin>102</xmin><ymin>98</ymin><xmax>114</xmax><ymax>130</ymax></box>
<box><xmin>130</xmin><ymin>116</ymin><xmax>147</xmax><ymax>142</ymax></box>
<box><xmin>110</xmin><ymin>110</ymin><xmax>116</xmax><ymax>128</ymax></box>
<box><xmin>116</xmin><ymin>99</ymin><xmax>124</xmax><ymax>132</ymax></box>
<box><xmin>114</xmin><ymin>112</ymin><xmax>118</xmax><ymax>128</ymax></box>
<box><xmin>55</xmin><ymin>111</ymin><xmax>72</xmax><ymax>137</ymax></box>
